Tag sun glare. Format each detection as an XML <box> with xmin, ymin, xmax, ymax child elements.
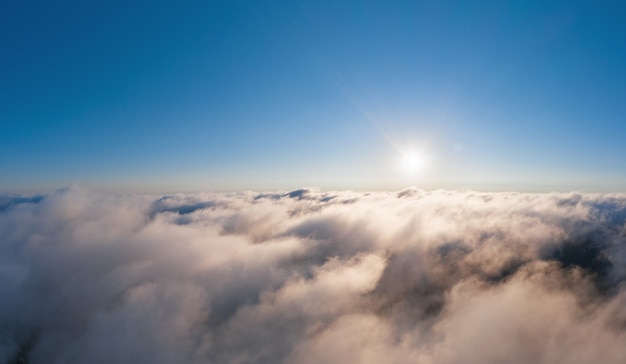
<box><xmin>400</xmin><ymin>151</ymin><xmax>427</xmax><ymax>174</ymax></box>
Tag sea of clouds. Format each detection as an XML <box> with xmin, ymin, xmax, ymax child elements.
<box><xmin>1</xmin><ymin>186</ymin><xmax>626</xmax><ymax>363</ymax></box>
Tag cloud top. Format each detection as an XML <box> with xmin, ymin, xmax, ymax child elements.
<box><xmin>1</xmin><ymin>187</ymin><xmax>626</xmax><ymax>363</ymax></box>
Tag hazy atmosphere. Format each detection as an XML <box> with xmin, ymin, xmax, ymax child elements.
<box><xmin>2</xmin><ymin>1</ymin><xmax>626</xmax><ymax>363</ymax></box>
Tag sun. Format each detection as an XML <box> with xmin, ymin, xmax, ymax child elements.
<box><xmin>399</xmin><ymin>151</ymin><xmax>428</xmax><ymax>175</ymax></box>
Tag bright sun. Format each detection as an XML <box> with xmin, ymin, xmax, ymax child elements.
<box><xmin>400</xmin><ymin>151</ymin><xmax>427</xmax><ymax>174</ymax></box>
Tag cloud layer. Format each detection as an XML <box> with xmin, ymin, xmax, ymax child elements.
<box><xmin>1</xmin><ymin>187</ymin><xmax>626</xmax><ymax>363</ymax></box>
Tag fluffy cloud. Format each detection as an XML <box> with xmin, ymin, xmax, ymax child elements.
<box><xmin>1</xmin><ymin>186</ymin><xmax>626</xmax><ymax>363</ymax></box>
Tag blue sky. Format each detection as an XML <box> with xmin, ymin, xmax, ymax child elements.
<box><xmin>2</xmin><ymin>0</ymin><xmax>626</xmax><ymax>192</ymax></box>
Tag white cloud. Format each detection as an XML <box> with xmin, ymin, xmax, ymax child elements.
<box><xmin>1</xmin><ymin>186</ymin><xmax>626</xmax><ymax>363</ymax></box>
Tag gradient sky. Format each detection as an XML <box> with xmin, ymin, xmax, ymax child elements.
<box><xmin>2</xmin><ymin>0</ymin><xmax>626</xmax><ymax>192</ymax></box>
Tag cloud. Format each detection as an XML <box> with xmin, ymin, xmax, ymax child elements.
<box><xmin>1</xmin><ymin>186</ymin><xmax>626</xmax><ymax>363</ymax></box>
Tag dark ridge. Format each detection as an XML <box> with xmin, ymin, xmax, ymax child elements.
<box><xmin>589</xmin><ymin>200</ymin><xmax>626</xmax><ymax>227</ymax></box>
<box><xmin>370</xmin><ymin>251</ymin><xmax>452</xmax><ymax>322</ymax></box>
<box><xmin>286</xmin><ymin>189</ymin><xmax>309</xmax><ymax>200</ymax></box>
<box><xmin>431</xmin><ymin>241</ymin><xmax>525</xmax><ymax>285</ymax></box>
<box><xmin>480</xmin><ymin>259</ymin><xmax>527</xmax><ymax>284</ymax></box>
<box><xmin>338</xmin><ymin>197</ymin><xmax>359</xmax><ymax>205</ymax></box>
<box><xmin>544</xmin><ymin>239</ymin><xmax>612</xmax><ymax>277</ymax></box>
<box><xmin>541</xmin><ymin>237</ymin><xmax>614</xmax><ymax>293</ymax></box>
<box><xmin>556</xmin><ymin>195</ymin><xmax>581</xmax><ymax>207</ymax></box>
<box><xmin>255</xmin><ymin>189</ymin><xmax>313</xmax><ymax>201</ymax></box>
<box><xmin>0</xmin><ymin>195</ymin><xmax>44</xmax><ymax>212</ymax></box>
<box><xmin>372</xmin><ymin>281</ymin><xmax>449</xmax><ymax>323</ymax></box>
<box><xmin>7</xmin><ymin>334</ymin><xmax>38</xmax><ymax>364</ymax></box>
<box><xmin>397</xmin><ymin>187</ymin><xmax>425</xmax><ymax>198</ymax></box>
<box><xmin>149</xmin><ymin>201</ymin><xmax>218</xmax><ymax>217</ymax></box>
<box><xmin>164</xmin><ymin>202</ymin><xmax>218</xmax><ymax>215</ymax></box>
<box><xmin>433</xmin><ymin>241</ymin><xmax>472</xmax><ymax>259</ymax></box>
<box><xmin>154</xmin><ymin>195</ymin><xmax>173</xmax><ymax>202</ymax></box>
<box><xmin>254</xmin><ymin>193</ymin><xmax>283</xmax><ymax>201</ymax></box>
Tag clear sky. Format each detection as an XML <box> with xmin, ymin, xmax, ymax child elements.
<box><xmin>2</xmin><ymin>0</ymin><xmax>626</xmax><ymax>192</ymax></box>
